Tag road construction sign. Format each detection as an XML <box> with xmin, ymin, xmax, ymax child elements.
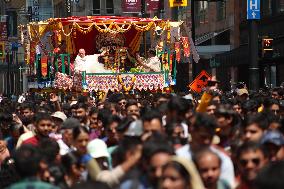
<box><xmin>189</xmin><ymin>70</ymin><xmax>211</xmax><ymax>93</ymax></box>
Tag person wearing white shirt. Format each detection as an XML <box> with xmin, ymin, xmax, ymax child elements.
<box><xmin>74</xmin><ymin>48</ymin><xmax>87</xmax><ymax>73</ymax></box>
<box><xmin>136</xmin><ymin>49</ymin><xmax>161</xmax><ymax>72</ymax></box>
<box><xmin>74</xmin><ymin>48</ymin><xmax>111</xmax><ymax>73</ymax></box>
<box><xmin>176</xmin><ymin>113</ymin><xmax>235</xmax><ymax>188</ymax></box>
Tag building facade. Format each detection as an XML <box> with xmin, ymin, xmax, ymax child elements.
<box><xmin>214</xmin><ymin>0</ymin><xmax>284</xmax><ymax>89</ymax></box>
<box><xmin>0</xmin><ymin>0</ymin><xmax>26</xmax><ymax>95</ymax></box>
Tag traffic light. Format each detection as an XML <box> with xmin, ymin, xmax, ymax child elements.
<box><xmin>263</xmin><ymin>38</ymin><xmax>273</xmax><ymax>51</ymax></box>
<box><xmin>0</xmin><ymin>42</ymin><xmax>5</xmax><ymax>59</ymax></box>
<box><xmin>262</xmin><ymin>38</ymin><xmax>273</xmax><ymax>58</ymax></box>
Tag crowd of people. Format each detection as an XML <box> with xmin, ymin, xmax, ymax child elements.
<box><xmin>0</xmin><ymin>83</ymin><xmax>284</xmax><ymax>189</ymax></box>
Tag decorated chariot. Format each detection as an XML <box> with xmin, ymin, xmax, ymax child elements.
<box><xmin>20</xmin><ymin>16</ymin><xmax>190</xmax><ymax>93</ymax></box>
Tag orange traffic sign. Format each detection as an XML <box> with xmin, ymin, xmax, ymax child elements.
<box><xmin>189</xmin><ymin>70</ymin><xmax>211</xmax><ymax>93</ymax></box>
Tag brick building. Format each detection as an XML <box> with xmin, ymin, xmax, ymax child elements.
<box><xmin>173</xmin><ymin>0</ymin><xmax>284</xmax><ymax>90</ymax></box>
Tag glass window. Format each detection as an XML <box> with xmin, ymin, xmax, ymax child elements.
<box><xmin>277</xmin><ymin>0</ymin><xmax>284</xmax><ymax>13</ymax></box>
<box><xmin>262</xmin><ymin>0</ymin><xmax>272</xmax><ymax>16</ymax></box>
<box><xmin>7</xmin><ymin>11</ymin><xmax>17</xmax><ymax>37</ymax></box>
<box><xmin>93</xmin><ymin>0</ymin><xmax>100</xmax><ymax>15</ymax></box>
<box><xmin>106</xmin><ymin>0</ymin><xmax>114</xmax><ymax>14</ymax></box>
<box><xmin>195</xmin><ymin>1</ymin><xmax>208</xmax><ymax>26</ymax></box>
<box><xmin>216</xmin><ymin>1</ymin><xmax>226</xmax><ymax>21</ymax></box>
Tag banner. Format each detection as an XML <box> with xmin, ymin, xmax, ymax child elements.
<box><xmin>175</xmin><ymin>42</ymin><xmax>181</xmax><ymax>62</ymax></box>
<box><xmin>169</xmin><ymin>0</ymin><xmax>188</xmax><ymax>7</ymax></box>
<box><xmin>66</xmin><ymin>0</ymin><xmax>72</xmax><ymax>16</ymax></box>
<box><xmin>146</xmin><ymin>0</ymin><xmax>160</xmax><ymax>12</ymax></box>
<box><xmin>122</xmin><ymin>0</ymin><xmax>142</xmax><ymax>13</ymax></box>
<box><xmin>0</xmin><ymin>17</ymin><xmax>8</xmax><ymax>41</ymax></box>
<box><xmin>170</xmin><ymin>54</ymin><xmax>173</xmax><ymax>71</ymax></box>
<box><xmin>41</xmin><ymin>56</ymin><xmax>48</xmax><ymax>77</ymax></box>
<box><xmin>181</xmin><ymin>37</ymin><xmax>190</xmax><ymax>57</ymax></box>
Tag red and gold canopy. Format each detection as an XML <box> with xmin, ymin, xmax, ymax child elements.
<box><xmin>21</xmin><ymin>16</ymin><xmax>170</xmax><ymax>64</ymax></box>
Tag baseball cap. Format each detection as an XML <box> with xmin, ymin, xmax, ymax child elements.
<box><xmin>87</xmin><ymin>139</ymin><xmax>110</xmax><ymax>158</ymax></box>
<box><xmin>61</xmin><ymin>118</ymin><xmax>80</xmax><ymax>129</ymax></box>
<box><xmin>124</xmin><ymin>120</ymin><xmax>143</xmax><ymax>137</ymax></box>
<box><xmin>51</xmin><ymin>111</ymin><xmax>67</xmax><ymax>122</ymax></box>
<box><xmin>237</xmin><ymin>88</ymin><xmax>249</xmax><ymax>96</ymax></box>
<box><xmin>261</xmin><ymin>131</ymin><xmax>284</xmax><ymax>146</ymax></box>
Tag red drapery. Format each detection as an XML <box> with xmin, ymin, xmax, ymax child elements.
<box><xmin>72</xmin><ymin>26</ymin><xmax>140</xmax><ymax>56</ymax></box>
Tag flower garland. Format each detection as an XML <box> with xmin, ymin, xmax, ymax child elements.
<box><xmin>75</xmin><ymin>22</ymin><xmax>95</xmax><ymax>34</ymax></box>
<box><xmin>61</xmin><ymin>22</ymin><xmax>75</xmax><ymax>36</ymax></box>
<box><xmin>57</xmin><ymin>20</ymin><xmax>155</xmax><ymax>36</ymax></box>
<box><xmin>132</xmin><ymin>22</ymin><xmax>154</xmax><ymax>31</ymax></box>
<box><xmin>117</xmin><ymin>75</ymin><xmax>136</xmax><ymax>92</ymax></box>
<box><xmin>114</xmin><ymin>23</ymin><xmax>132</xmax><ymax>33</ymax></box>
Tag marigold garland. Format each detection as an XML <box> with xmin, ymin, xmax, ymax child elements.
<box><xmin>47</xmin><ymin>20</ymin><xmax>157</xmax><ymax>37</ymax></box>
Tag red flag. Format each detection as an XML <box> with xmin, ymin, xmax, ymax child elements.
<box><xmin>41</xmin><ymin>56</ymin><xmax>48</xmax><ymax>77</ymax></box>
<box><xmin>181</xmin><ymin>37</ymin><xmax>190</xmax><ymax>57</ymax></box>
<box><xmin>175</xmin><ymin>42</ymin><xmax>181</xmax><ymax>62</ymax></box>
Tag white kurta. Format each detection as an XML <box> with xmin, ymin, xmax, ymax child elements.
<box><xmin>143</xmin><ymin>56</ymin><xmax>161</xmax><ymax>72</ymax></box>
<box><xmin>74</xmin><ymin>54</ymin><xmax>111</xmax><ymax>73</ymax></box>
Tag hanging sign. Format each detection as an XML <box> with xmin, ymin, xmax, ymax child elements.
<box><xmin>146</xmin><ymin>0</ymin><xmax>160</xmax><ymax>12</ymax></box>
<box><xmin>122</xmin><ymin>0</ymin><xmax>142</xmax><ymax>13</ymax></box>
<box><xmin>169</xmin><ymin>0</ymin><xmax>188</xmax><ymax>7</ymax></box>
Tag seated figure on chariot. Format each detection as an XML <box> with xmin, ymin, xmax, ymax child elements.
<box><xmin>74</xmin><ymin>48</ymin><xmax>111</xmax><ymax>74</ymax></box>
<box><xmin>136</xmin><ymin>49</ymin><xmax>161</xmax><ymax>72</ymax></box>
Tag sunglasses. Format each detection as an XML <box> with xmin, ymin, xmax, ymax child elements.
<box><xmin>240</xmin><ymin>158</ymin><xmax>260</xmax><ymax>166</ymax></box>
<box><xmin>272</xmin><ymin>110</ymin><xmax>280</xmax><ymax>113</ymax></box>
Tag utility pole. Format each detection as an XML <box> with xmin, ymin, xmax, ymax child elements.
<box><xmin>247</xmin><ymin>0</ymin><xmax>260</xmax><ymax>91</ymax></box>
<box><xmin>141</xmin><ymin>0</ymin><xmax>147</xmax><ymax>56</ymax></box>
<box><xmin>190</xmin><ymin>0</ymin><xmax>196</xmax><ymax>80</ymax></box>
<box><xmin>248</xmin><ymin>20</ymin><xmax>259</xmax><ymax>90</ymax></box>
<box><xmin>6</xmin><ymin>51</ymin><xmax>10</xmax><ymax>97</ymax></box>
<box><xmin>191</xmin><ymin>0</ymin><xmax>196</xmax><ymax>79</ymax></box>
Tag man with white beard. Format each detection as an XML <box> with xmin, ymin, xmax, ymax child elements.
<box><xmin>74</xmin><ymin>48</ymin><xmax>87</xmax><ymax>73</ymax></box>
<box><xmin>74</xmin><ymin>48</ymin><xmax>111</xmax><ymax>73</ymax></box>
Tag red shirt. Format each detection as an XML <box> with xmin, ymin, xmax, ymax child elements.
<box><xmin>22</xmin><ymin>136</ymin><xmax>39</xmax><ymax>146</ymax></box>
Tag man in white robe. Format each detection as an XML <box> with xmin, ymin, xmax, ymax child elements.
<box><xmin>74</xmin><ymin>48</ymin><xmax>111</xmax><ymax>73</ymax></box>
<box><xmin>74</xmin><ymin>48</ymin><xmax>87</xmax><ymax>73</ymax></box>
